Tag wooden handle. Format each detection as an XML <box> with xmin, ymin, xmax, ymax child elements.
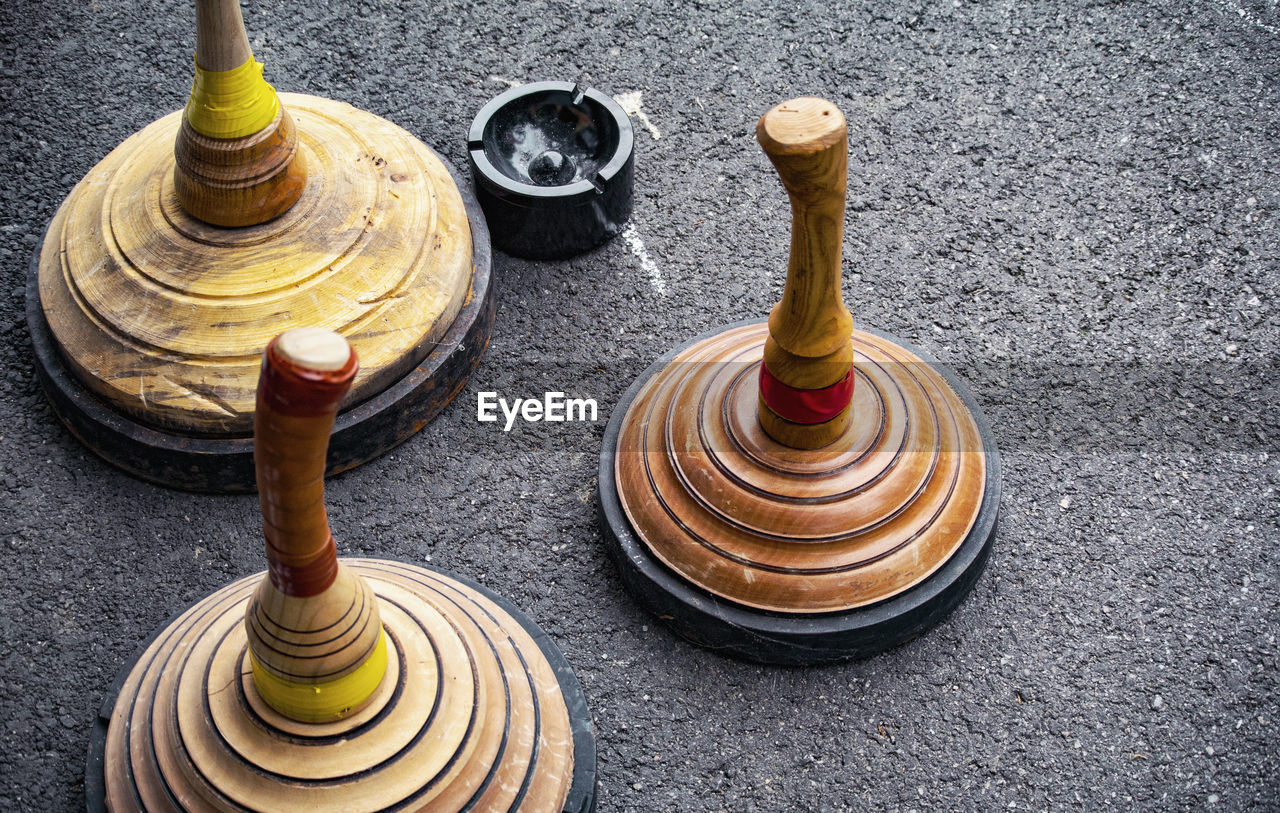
<box><xmin>247</xmin><ymin>328</ymin><xmax>388</xmax><ymax>722</ymax></box>
<box><xmin>195</xmin><ymin>0</ymin><xmax>252</xmax><ymax>71</ymax></box>
<box><xmin>758</xmin><ymin>97</ymin><xmax>852</xmax><ymax>364</ymax></box>
<box><xmin>756</xmin><ymin>97</ymin><xmax>854</xmax><ymax>449</ymax></box>
<box><xmin>176</xmin><ymin>0</ymin><xmax>306</xmax><ymax>226</ymax></box>
<box><xmin>254</xmin><ymin>328</ymin><xmax>355</xmax><ymax>598</ymax></box>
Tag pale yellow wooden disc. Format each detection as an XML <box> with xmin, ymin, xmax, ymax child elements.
<box><xmin>38</xmin><ymin>93</ymin><xmax>473</xmax><ymax>434</ymax></box>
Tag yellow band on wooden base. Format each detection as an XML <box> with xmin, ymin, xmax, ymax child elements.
<box><xmin>185</xmin><ymin>56</ymin><xmax>280</xmax><ymax>139</ymax></box>
<box><xmin>249</xmin><ymin>631</ymin><xmax>389</xmax><ymax>722</ymax></box>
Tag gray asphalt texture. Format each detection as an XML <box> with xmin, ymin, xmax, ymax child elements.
<box><xmin>2</xmin><ymin>0</ymin><xmax>1279</xmax><ymax>810</ymax></box>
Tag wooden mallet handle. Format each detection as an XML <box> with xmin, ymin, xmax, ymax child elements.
<box><xmin>756</xmin><ymin>97</ymin><xmax>854</xmax><ymax>449</ymax></box>
<box><xmin>254</xmin><ymin>328</ymin><xmax>356</xmax><ymax>598</ymax></box>
<box><xmin>176</xmin><ymin>0</ymin><xmax>306</xmax><ymax>227</ymax></box>
<box><xmin>248</xmin><ymin>329</ymin><xmax>387</xmax><ymax>722</ymax></box>
<box><xmin>195</xmin><ymin>0</ymin><xmax>252</xmax><ymax>71</ymax></box>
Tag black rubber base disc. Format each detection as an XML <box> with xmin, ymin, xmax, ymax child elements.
<box><xmin>598</xmin><ymin>318</ymin><xmax>1001</xmax><ymax>666</ymax></box>
<box><xmin>86</xmin><ymin>563</ymin><xmax>596</xmax><ymax>813</ymax></box>
<box><xmin>27</xmin><ymin>160</ymin><xmax>494</xmax><ymax>495</ymax></box>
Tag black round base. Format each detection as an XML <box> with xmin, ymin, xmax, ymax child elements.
<box><xmin>597</xmin><ymin>319</ymin><xmax>1001</xmax><ymax>666</ymax></box>
<box><xmin>86</xmin><ymin>563</ymin><xmax>597</xmax><ymax>813</ymax></box>
<box><xmin>26</xmin><ymin>161</ymin><xmax>495</xmax><ymax>495</ymax></box>
<box><xmin>469</xmin><ymin>81</ymin><xmax>634</xmax><ymax>260</ymax></box>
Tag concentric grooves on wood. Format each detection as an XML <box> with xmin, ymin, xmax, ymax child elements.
<box><xmin>614</xmin><ymin>322</ymin><xmax>987</xmax><ymax>614</ymax></box>
<box><xmin>104</xmin><ymin>560</ymin><xmax>575</xmax><ymax>812</ymax></box>
<box><xmin>38</xmin><ymin>92</ymin><xmax>473</xmax><ymax>435</ymax></box>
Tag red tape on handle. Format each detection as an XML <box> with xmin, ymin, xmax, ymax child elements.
<box><xmin>759</xmin><ymin>362</ymin><xmax>853</xmax><ymax>425</ymax></box>
<box><xmin>267</xmin><ymin>539</ymin><xmax>340</xmax><ymax>598</ymax></box>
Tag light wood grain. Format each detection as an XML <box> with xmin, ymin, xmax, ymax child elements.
<box><xmin>756</xmin><ymin>97</ymin><xmax>854</xmax><ymax>448</ymax></box>
<box><xmin>247</xmin><ymin>567</ymin><xmax>383</xmax><ymax>681</ymax></box>
<box><xmin>102</xmin><ymin>335</ymin><xmax>577</xmax><ymax>808</ymax></box>
<box><xmin>38</xmin><ymin>93</ymin><xmax>473</xmax><ymax>435</ymax></box>
<box><xmin>276</xmin><ymin>327</ymin><xmax>350</xmax><ymax>369</ymax></box>
<box><xmin>758</xmin><ymin>97</ymin><xmax>852</xmax><ymax>365</ymax></box>
<box><xmin>103</xmin><ymin>563</ymin><xmax>577</xmax><ymax>811</ymax></box>
<box><xmin>194</xmin><ymin>0</ymin><xmax>251</xmax><ymax>71</ymax></box>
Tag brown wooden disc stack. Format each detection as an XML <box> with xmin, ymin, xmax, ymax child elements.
<box><xmin>598</xmin><ymin>97</ymin><xmax>1001</xmax><ymax>664</ymax></box>
<box><xmin>28</xmin><ymin>0</ymin><xmax>493</xmax><ymax>493</ymax></box>
<box><xmin>91</xmin><ymin>329</ymin><xmax>595</xmax><ymax>812</ymax></box>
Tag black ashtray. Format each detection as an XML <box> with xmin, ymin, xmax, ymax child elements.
<box><xmin>469</xmin><ymin>81</ymin><xmax>634</xmax><ymax>260</ymax></box>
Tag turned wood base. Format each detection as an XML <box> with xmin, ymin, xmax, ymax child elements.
<box><xmin>25</xmin><ymin>156</ymin><xmax>493</xmax><ymax>493</ymax></box>
<box><xmin>598</xmin><ymin>319</ymin><xmax>1000</xmax><ymax>665</ymax></box>
<box><xmin>37</xmin><ymin>93</ymin><xmax>477</xmax><ymax>436</ymax></box>
<box><xmin>87</xmin><ymin>560</ymin><xmax>596</xmax><ymax>813</ymax></box>
<box><xmin>173</xmin><ymin>106</ymin><xmax>307</xmax><ymax>227</ymax></box>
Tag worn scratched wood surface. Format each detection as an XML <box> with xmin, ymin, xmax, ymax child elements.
<box><xmin>38</xmin><ymin>92</ymin><xmax>473</xmax><ymax>436</ymax></box>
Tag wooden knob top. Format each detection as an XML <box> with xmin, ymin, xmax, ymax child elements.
<box><xmin>275</xmin><ymin>326</ymin><xmax>354</xmax><ymax>371</ymax></box>
<box><xmin>757</xmin><ymin>97</ymin><xmax>847</xmax><ymax>156</ymax></box>
<box><xmin>756</xmin><ymin>97</ymin><xmax>848</xmax><ymax>203</ymax></box>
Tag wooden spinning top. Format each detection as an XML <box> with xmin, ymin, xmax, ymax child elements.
<box><xmin>598</xmin><ymin>98</ymin><xmax>1000</xmax><ymax>664</ymax></box>
<box><xmin>89</xmin><ymin>328</ymin><xmax>595</xmax><ymax>812</ymax></box>
<box><xmin>28</xmin><ymin>0</ymin><xmax>493</xmax><ymax>493</ymax></box>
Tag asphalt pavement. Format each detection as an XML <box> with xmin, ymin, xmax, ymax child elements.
<box><xmin>1</xmin><ymin>0</ymin><xmax>1277</xmax><ymax>809</ymax></box>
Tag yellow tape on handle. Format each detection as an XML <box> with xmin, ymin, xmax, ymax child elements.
<box><xmin>185</xmin><ymin>56</ymin><xmax>280</xmax><ymax>139</ymax></box>
<box><xmin>249</xmin><ymin>631</ymin><xmax>389</xmax><ymax>722</ymax></box>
